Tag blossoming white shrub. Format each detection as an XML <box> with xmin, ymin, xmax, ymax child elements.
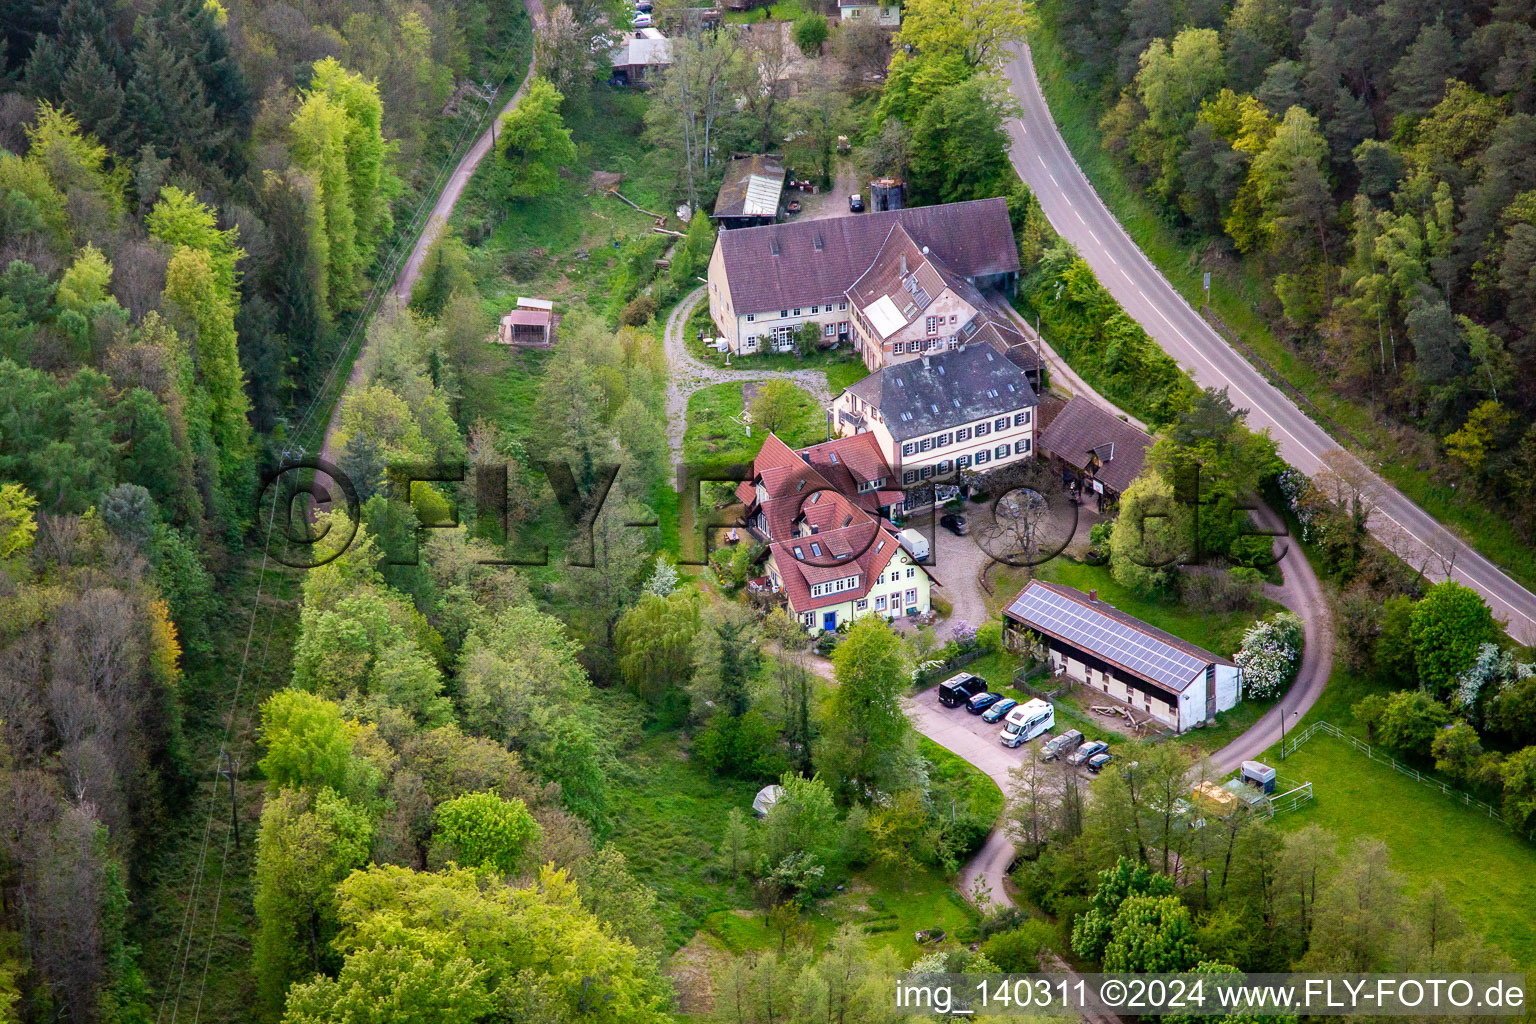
<box><xmin>1234</xmin><ymin>611</ymin><xmax>1304</xmax><ymax>700</ymax></box>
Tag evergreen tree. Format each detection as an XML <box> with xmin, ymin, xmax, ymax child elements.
<box><xmin>22</xmin><ymin>35</ymin><xmax>66</xmax><ymax>101</ymax></box>
<box><xmin>57</xmin><ymin>0</ymin><xmax>128</xmax><ymax>78</ymax></box>
<box><xmin>125</xmin><ymin>22</ymin><xmax>223</xmax><ymax>168</ymax></box>
<box><xmin>154</xmin><ymin>0</ymin><xmax>251</xmax><ymax>147</ymax></box>
<box><xmin>59</xmin><ymin>41</ymin><xmax>126</xmax><ymax>150</ymax></box>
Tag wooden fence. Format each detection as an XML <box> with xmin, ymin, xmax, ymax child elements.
<box><xmin>1283</xmin><ymin>720</ymin><xmax>1511</xmax><ymax>827</ymax></box>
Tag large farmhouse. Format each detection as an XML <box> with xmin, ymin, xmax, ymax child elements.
<box><xmin>843</xmin><ymin>221</ymin><xmax>1034</xmax><ymax>372</ymax></box>
<box><xmin>705</xmin><ymin>198</ymin><xmax>1020</xmax><ymax>358</ymax></box>
<box><xmin>832</xmin><ymin>344</ymin><xmax>1038</xmax><ymax>503</ymax></box>
<box><xmin>1003</xmin><ymin>580</ymin><xmax>1241</xmax><ymax>732</ymax></box>
<box><xmin>736</xmin><ymin>433</ymin><xmax>936</xmax><ymax>633</ymax></box>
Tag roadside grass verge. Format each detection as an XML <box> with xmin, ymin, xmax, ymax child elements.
<box><xmin>1026</xmin><ymin>21</ymin><xmax>1536</xmax><ymax>591</ymax></box>
<box><xmin>920</xmin><ymin>736</ymin><xmax>1006</xmax><ymax>827</ymax></box>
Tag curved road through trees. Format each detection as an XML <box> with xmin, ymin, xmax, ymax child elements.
<box><xmin>1002</xmin><ymin>42</ymin><xmax>1536</xmax><ymax>644</ymax></box>
<box><xmin>316</xmin><ymin>0</ymin><xmax>544</xmax><ymax>473</ymax></box>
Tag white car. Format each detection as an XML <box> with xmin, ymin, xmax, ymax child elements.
<box><xmin>633</xmin><ymin>12</ymin><xmax>652</xmax><ymax>26</ymax></box>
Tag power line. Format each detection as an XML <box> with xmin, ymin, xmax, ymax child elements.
<box><xmin>158</xmin><ymin>480</ymin><xmax>282</xmax><ymax>1024</ymax></box>
<box><xmin>163</xmin><ymin>20</ymin><xmax>539</xmax><ymax>1018</ymax></box>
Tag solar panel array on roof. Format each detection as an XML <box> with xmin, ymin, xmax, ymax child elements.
<box><xmin>1006</xmin><ymin>583</ymin><xmax>1207</xmax><ymax>691</ymax></box>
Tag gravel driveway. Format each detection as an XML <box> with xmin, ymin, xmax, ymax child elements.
<box><xmin>662</xmin><ymin>288</ymin><xmax>832</xmax><ymax>461</ymax></box>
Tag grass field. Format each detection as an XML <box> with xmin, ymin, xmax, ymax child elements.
<box><xmin>684</xmin><ymin>380</ymin><xmax>825</xmax><ymax>466</ymax></box>
<box><xmin>1026</xmin><ymin>20</ymin><xmax>1536</xmax><ymax>591</ymax></box>
<box><xmin>1273</xmin><ymin>731</ymin><xmax>1536</xmax><ymax>968</ymax></box>
<box><xmin>607</xmin><ymin>730</ymin><xmax>996</xmax><ymax>957</ymax></box>
<box><xmin>455</xmin><ymin>84</ymin><xmax>677</xmax><ymax>320</ymax></box>
<box><xmin>920</xmin><ymin>736</ymin><xmax>1006</xmax><ymax>826</ymax></box>
<box><xmin>723</xmin><ymin>0</ymin><xmax>809</xmax><ymax>23</ymax></box>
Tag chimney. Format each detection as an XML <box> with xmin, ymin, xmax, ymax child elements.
<box><xmin>1088</xmin><ymin>589</ymin><xmax>1098</xmax><ymax>603</ymax></box>
<box><xmin>800</xmin><ymin>452</ymin><xmax>811</xmax><ymax>464</ymax></box>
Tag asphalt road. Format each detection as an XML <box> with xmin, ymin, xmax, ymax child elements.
<box><xmin>1002</xmin><ymin>42</ymin><xmax>1536</xmax><ymax>645</ymax></box>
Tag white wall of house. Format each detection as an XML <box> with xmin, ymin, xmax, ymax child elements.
<box><xmin>1051</xmin><ymin>648</ymin><xmax>1186</xmax><ymax>730</ymax></box>
<box><xmin>1049</xmin><ymin>647</ymin><xmax>1239</xmax><ymax>732</ymax></box>
<box><xmin>1216</xmin><ymin>664</ymin><xmax>1241</xmax><ymax>713</ymax></box>
<box><xmin>839</xmin><ymin>2</ymin><xmax>900</xmax><ymax>27</ymax></box>
<box><xmin>705</xmin><ymin>243</ymin><xmax>851</xmax><ymax>354</ymax></box>
<box><xmin>831</xmin><ymin>395</ymin><xmax>1036</xmax><ymax>486</ymax></box>
<box><xmin>852</xmin><ymin>290</ymin><xmax>979</xmax><ymax>371</ymax></box>
<box><xmin>768</xmin><ymin>547</ymin><xmax>931</xmax><ymax>632</ymax></box>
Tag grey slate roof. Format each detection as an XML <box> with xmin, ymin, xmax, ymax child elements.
<box><xmin>1005</xmin><ymin>580</ymin><xmax>1231</xmax><ymax>693</ymax></box>
<box><xmin>715</xmin><ymin>197</ymin><xmax>1019</xmax><ymax>313</ymax></box>
<box><xmin>845</xmin><ymin>344</ymin><xmax>1038</xmax><ymax>442</ymax></box>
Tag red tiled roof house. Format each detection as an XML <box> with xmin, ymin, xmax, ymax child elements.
<box><xmin>736</xmin><ymin>433</ymin><xmax>937</xmax><ymax>632</ymax></box>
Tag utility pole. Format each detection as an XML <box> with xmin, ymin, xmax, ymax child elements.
<box><xmin>219</xmin><ymin>750</ymin><xmax>240</xmax><ymax>848</ymax></box>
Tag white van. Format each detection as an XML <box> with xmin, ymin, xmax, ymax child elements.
<box><xmin>896</xmin><ymin>528</ymin><xmax>930</xmax><ymax>561</ymax></box>
<box><xmin>999</xmin><ymin>698</ymin><xmax>1055</xmax><ymax>748</ymax></box>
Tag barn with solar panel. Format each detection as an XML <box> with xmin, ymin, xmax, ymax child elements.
<box><xmin>1003</xmin><ymin>580</ymin><xmax>1242</xmax><ymax>733</ymax></box>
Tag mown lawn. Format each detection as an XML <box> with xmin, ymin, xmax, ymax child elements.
<box><xmin>1272</xmin><ymin>732</ymin><xmax>1536</xmax><ymax>968</ymax></box>
<box><xmin>683</xmin><ymin>380</ymin><xmax>825</xmax><ymax>466</ymax></box>
<box><xmin>1027</xmin><ymin>19</ymin><xmax>1536</xmax><ymax>591</ymax></box>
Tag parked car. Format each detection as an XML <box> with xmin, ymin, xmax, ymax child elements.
<box><xmin>966</xmin><ymin>691</ymin><xmax>1003</xmax><ymax>714</ymax></box>
<box><xmin>980</xmin><ymin>697</ymin><xmax>1017</xmax><ymax>723</ymax></box>
<box><xmin>939</xmin><ymin>513</ymin><xmax>968</xmax><ymax>536</ymax></box>
<box><xmin>848</xmin><ymin>193</ymin><xmax>865</xmax><ymax>212</ymax></box>
<box><xmin>1086</xmin><ymin>751</ymin><xmax>1114</xmax><ymax>773</ymax></box>
<box><xmin>1068</xmin><ymin>740</ymin><xmax>1108</xmax><ymax>766</ymax></box>
<box><xmin>1040</xmin><ymin>728</ymin><xmax>1084</xmax><ymax>761</ymax></box>
<box><xmin>937</xmin><ymin>673</ymin><xmax>985</xmax><ymax>708</ymax></box>
<box><xmin>635</xmin><ymin>0</ymin><xmax>652</xmax><ymax>9</ymax></box>
<box><xmin>632</xmin><ymin>12</ymin><xmax>652</xmax><ymax>26</ymax></box>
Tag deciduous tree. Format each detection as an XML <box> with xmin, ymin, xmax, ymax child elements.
<box><xmin>495</xmin><ymin>77</ymin><xmax>576</xmax><ymax>200</ymax></box>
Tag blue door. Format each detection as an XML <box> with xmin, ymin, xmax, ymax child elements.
<box><xmin>822</xmin><ymin>611</ymin><xmax>837</xmax><ymax>631</ymax></box>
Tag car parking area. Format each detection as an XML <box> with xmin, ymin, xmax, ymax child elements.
<box><xmin>906</xmin><ymin>681</ymin><xmax>1108</xmax><ymax>786</ymax></box>
<box><xmin>905</xmin><ymin>684</ymin><xmax>1051</xmax><ymax>783</ymax></box>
